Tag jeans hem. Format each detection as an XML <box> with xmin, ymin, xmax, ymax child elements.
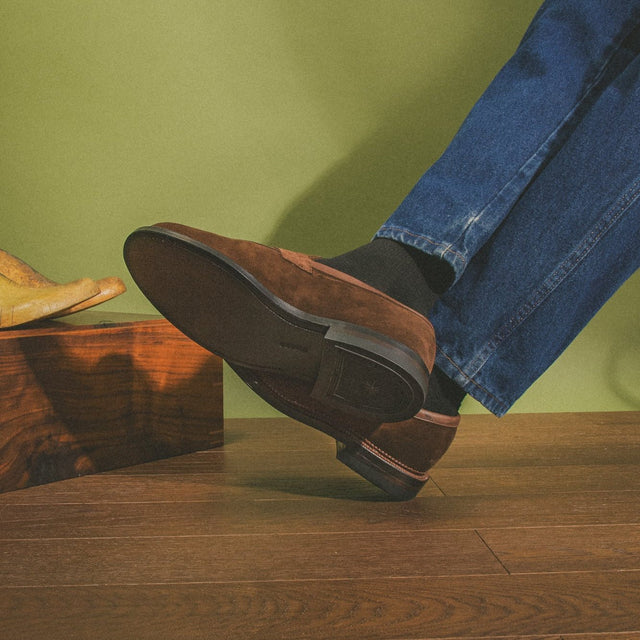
<box><xmin>435</xmin><ymin>348</ymin><xmax>511</xmax><ymax>417</ymax></box>
<box><xmin>375</xmin><ymin>225</ymin><xmax>468</xmax><ymax>276</ymax></box>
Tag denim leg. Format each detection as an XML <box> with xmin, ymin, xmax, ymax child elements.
<box><xmin>377</xmin><ymin>0</ymin><xmax>640</xmax><ymax>279</ymax></box>
<box><xmin>432</xmin><ymin>46</ymin><xmax>640</xmax><ymax>416</ymax></box>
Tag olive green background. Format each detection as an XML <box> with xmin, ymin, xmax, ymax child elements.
<box><xmin>2</xmin><ymin>0</ymin><xmax>638</xmax><ymax>417</ymax></box>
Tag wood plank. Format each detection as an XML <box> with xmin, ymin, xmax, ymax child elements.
<box><xmin>1</xmin><ymin>572</ymin><xmax>639</xmax><ymax>640</ymax></box>
<box><xmin>222</xmin><ymin>417</ymin><xmax>334</xmax><ymax>451</ymax></box>
<box><xmin>93</xmin><ymin>448</ymin><xmax>368</xmax><ymax>477</ymax></box>
<box><xmin>0</xmin><ymin>469</ymin><xmax>444</xmax><ymax>506</ymax></box>
<box><xmin>441</xmin><ymin>636</ymin><xmax>640</xmax><ymax>640</ymax></box>
<box><xmin>222</xmin><ymin>413</ymin><xmax>640</xmax><ymax>471</ymax></box>
<box><xmin>451</xmin><ymin>411</ymin><xmax>640</xmax><ymax>444</ymax></box>
<box><xmin>83</xmin><ymin>412</ymin><xmax>640</xmax><ymax>487</ymax></box>
<box><xmin>478</xmin><ymin>524</ymin><xmax>640</xmax><ymax>573</ymax></box>
<box><xmin>411</xmin><ymin>636</ymin><xmax>640</xmax><ymax>640</ymax></box>
<box><xmin>1</xmin><ymin>413</ymin><xmax>639</xmax><ymax>639</ymax></box>
<box><xmin>221</xmin><ymin>413</ymin><xmax>640</xmax><ymax>466</ymax></box>
<box><xmin>436</xmin><ymin>636</ymin><xmax>640</xmax><ymax>640</ymax></box>
<box><xmin>0</xmin><ymin>530</ymin><xmax>504</xmax><ymax>587</ymax></box>
<box><xmin>2</xmin><ymin>491</ymin><xmax>640</xmax><ymax>540</ymax></box>
<box><xmin>106</xmin><ymin>411</ymin><xmax>640</xmax><ymax>479</ymax></box>
<box><xmin>1</xmin><ymin>448</ymin><xmax>317</xmax><ymax>485</ymax></box>
<box><xmin>430</xmin><ymin>464</ymin><xmax>640</xmax><ymax>496</ymax></box>
<box><xmin>4</xmin><ymin>454</ymin><xmax>634</xmax><ymax>504</ymax></box>
<box><xmin>438</xmin><ymin>412</ymin><xmax>640</xmax><ymax>468</ymax></box>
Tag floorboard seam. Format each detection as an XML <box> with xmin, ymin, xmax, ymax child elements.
<box><xmin>474</xmin><ymin>529</ymin><xmax>511</xmax><ymax>575</ymax></box>
<box><xmin>3</xmin><ymin>567</ymin><xmax>640</xmax><ymax>589</ymax></box>
<box><xmin>427</xmin><ymin>476</ymin><xmax>447</xmax><ymax>496</ymax></box>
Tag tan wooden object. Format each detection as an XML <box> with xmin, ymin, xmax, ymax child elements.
<box><xmin>0</xmin><ymin>312</ymin><xmax>223</xmax><ymax>492</ymax></box>
<box><xmin>0</xmin><ymin>273</ymin><xmax>100</xmax><ymax>328</ymax></box>
<box><xmin>0</xmin><ymin>248</ymin><xmax>127</xmax><ymax>322</ymax></box>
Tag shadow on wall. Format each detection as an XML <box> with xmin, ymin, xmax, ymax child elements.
<box><xmin>267</xmin><ymin>88</ymin><xmax>467</xmax><ymax>257</ymax></box>
<box><xmin>267</xmin><ymin>0</ymin><xmax>543</xmax><ymax>257</ymax></box>
<box><xmin>605</xmin><ymin>271</ymin><xmax>640</xmax><ymax>409</ymax></box>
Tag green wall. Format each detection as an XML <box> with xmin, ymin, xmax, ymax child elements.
<box><xmin>2</xmin><ymin>0</ymin><xmax>638</xmax><ymax>417</ymax></box>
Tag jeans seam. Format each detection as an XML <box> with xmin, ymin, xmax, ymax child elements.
<box><xmin>437</xmin><ymin>347</ymin><xmax>510</xmax><ymax>414</ymax></box>
<box><xmin>377</xmin><ymin>225</ymin><xmax>468</xmax><ymax>268</ymax></box>
<box><xmin>467</xmin><ymin>175</ymin><xmax>640</xmax><ymax>377</ymax></box>
<box><xmin>444</xmin><ymin>21</ymin><xmax>640</xmax><ymax>263</ymax></box>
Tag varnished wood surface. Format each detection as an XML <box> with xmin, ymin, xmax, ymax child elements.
<box><xmin>0</xmin><ymin>312</ymin><xmax>223</xmax><ymax>492</ymax></box>
<box><xmin>1</xmin><ymin>411</ymin><xmax>639</xmax><ymax>639</ymax></box>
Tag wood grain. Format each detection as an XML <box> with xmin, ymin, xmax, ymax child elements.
<box><xmin>437</xmin><ymin>411</ymin><xmax>640</xmax><ymax>468</ymax></box>
<box><xmin>430</xmin><ymin>463</ymin><xmax>640</xmax><ymax>495</ymax></box>
<box><xmin>0</xmin><ymin>530</ymin><xmax>505</xmax><ymax>587</ymax></box>
<box><xmin>0</xmin><ymin>467</ymin><xmax>445</xmax><ymax>506</ymax></box>
<box><xmin>1</xmin><ymin>412</ymin><xmax>639</xmax><ymax>639</ymax></box>
<box><xmin>0</xmin><ymin>312</ymin><xmax>223</xmax><ymax>492</ymax></box>
<box><xmin>1</xmin><ymin>490</ymin><xmax>640</xmax><ymax>539</ymax></box>
<box><xmin>478</xmin><ymin>524</ymin><xmax>640</xmax><ymax>573</ymax></box>
<box><xmin>1</xmin><ymin>573</ymin><xmax>639</xmax><ymax>640</ymax></box>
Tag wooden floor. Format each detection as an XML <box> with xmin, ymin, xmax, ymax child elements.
<box><xmin>1</xmin><ymin>411</ymin><xmax>639</xmax><ymax>639</ymax></box>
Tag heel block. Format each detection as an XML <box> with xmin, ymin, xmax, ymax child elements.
<box><xmin>311</xmin><ymin>322</ymin><xmax>429</xmax><ymax>423</ymax></box>
<box><xmin>336</xmin><ymin>441</ymin><xmax>427</xmax><ymax>501</ymax></box>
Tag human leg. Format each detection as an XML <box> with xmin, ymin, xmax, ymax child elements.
<box><xmin>323</xmin><ymin>0</ymin><xmax>640</xmax><ymax>417</ymax></box>
<box><xmin>377</xmin><ymin>0</ymin><xmax>640</xmax><ymax>278</ymax></box>
<box><xmin>432</xmin><ymin>43</ymin><xmax>640</xmax><ymax>416</ymax></box>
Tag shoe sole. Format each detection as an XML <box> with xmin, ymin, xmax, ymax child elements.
<box><xmin>124</xmin><ymin>226</ymin><xmax>429</xmax><ymax>423</ymax></box>
<box><xmin>230</xmin><ymin>361</ymin><xmax>428</xmax><ymax>500</ymax></box>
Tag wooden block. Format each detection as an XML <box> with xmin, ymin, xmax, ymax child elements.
<box><xmin>0</xmin><ymin>311</ymin><xmax>223</xmax><ymax>493</ymax></box>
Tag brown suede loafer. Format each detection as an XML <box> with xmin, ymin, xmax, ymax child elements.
<box><xmin>124</xmin><ymin>222</ymin><xmax>436</xmax><ymax>423</ymax></box>
<box><xmin>231</xmin><ymin>362</ymin><xmax>459</xmax><ymax>500</ymax></box>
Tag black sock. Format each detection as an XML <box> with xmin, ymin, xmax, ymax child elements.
<box><xmin>318</xmin><ymin>238</ymin><xmax>464</xmax><ymax>416</ymax></box>
<box><xmin>423</xmin><ymin>366</ymin><xmax>466</xmax><ymax>416</ymax></box>
<box><xmin>318</xmin><ymin>238</ymin><xmax>454</xmax><ymax>317</ymax></box>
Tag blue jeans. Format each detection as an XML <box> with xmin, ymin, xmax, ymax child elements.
<box><xmin>377</xmin><ymin>0</ymin><xmax>640</xmax><ymax>416</ymax></box>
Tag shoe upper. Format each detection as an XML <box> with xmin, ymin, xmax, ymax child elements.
<box><xmin>154</xmin><ymin>222</ymin><xmax>437</xmax><ymax>373</ymax></box>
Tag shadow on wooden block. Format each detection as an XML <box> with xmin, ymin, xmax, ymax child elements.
<box><xmin>0</xmin><ymin>312</ymin><xmax>224</xmax><ymax>492</ymax></box>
